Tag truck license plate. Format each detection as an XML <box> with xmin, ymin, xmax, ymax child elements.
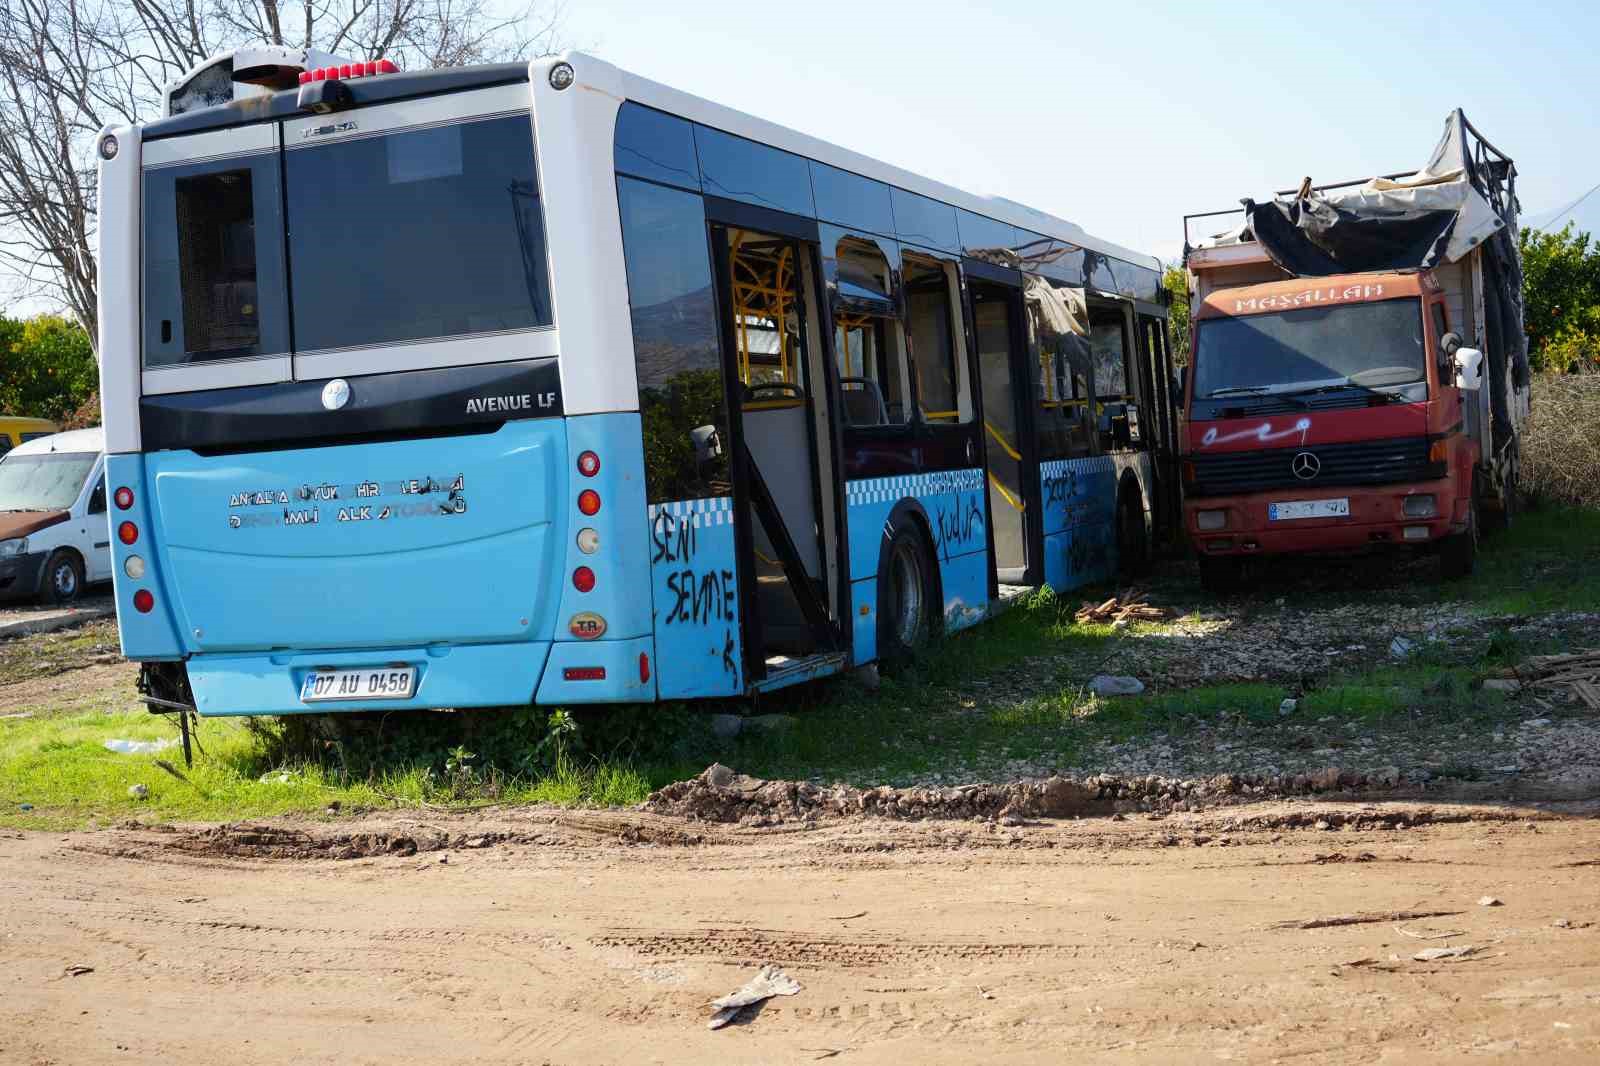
<box><xmin>300</xmin><ymin>667</ymin><xmax>417</xmax><ymax>703</ymax></box>
<box><xmin>1268</xmin><ymin>498</ymin><xmax>1350</xmax><ymax>521</ymax></box>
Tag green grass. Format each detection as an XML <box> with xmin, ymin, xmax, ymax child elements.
<box><xmin>1</xmin><ymin>505</ymin><xmax>1592</xmax><ymax>829</ymax></box>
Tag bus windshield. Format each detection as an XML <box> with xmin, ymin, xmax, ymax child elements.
<box><xmin>0</xmin><ymin>453</ymin><xmax>95</xmax><ymax>512</ymax></box>
<box><xmin>1194</xmin><ymin>298</ymin><xmax>1426</xmax><ymax>399</ymax></box>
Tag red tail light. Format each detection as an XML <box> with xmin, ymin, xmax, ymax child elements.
<box><xmin>133</xmin><ymin>589</ymin><xmax>154</xmax><ymax>614</ymax></box>
<box><xmin>563</xmin><ymin>666</ymin><xmax>606</xmax><ymax>681</ymax></box>
<box><xmin>577</xmin><ymin>489</ymin><xmax>601</xmax><ymax>516</ymax></box>
<box><xmin>639</xmin><ymin>653</ymin><xmax>651</xmax><ymax>684</ymax></box>
<box><xmin>572</xmin><ymin>566</ymin><xmax>595</xmax><ymax>593</ymax></box>
<box><xmin>117</xmin><ymin>521</ymin><xmax>138</xmax><ymax>545</ymax></box>
<box><xmin>577</xmin><ymin>451</ymin><xmax>601</xmax><ymax>477</ymax></box>
<box><xmin>114</xmin><ymin>486</ymin><xmax>134</xmax><ymax>510</ymax></box>
<box><xmin>297</xmin><ymin>59</ymin><xmax>399</xmax><ymax>84</ymax></box>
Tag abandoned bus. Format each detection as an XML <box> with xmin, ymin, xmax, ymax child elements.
<box><xmin>96</xmin><ymin>49</ymin><xmax>1177</xmax><ymax>715</ymax></box>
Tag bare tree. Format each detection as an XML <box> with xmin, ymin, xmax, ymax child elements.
<box><xmin>0</xmin><ymin>0</ymin><xmax>566</xmax><ymax>343</ymax></box>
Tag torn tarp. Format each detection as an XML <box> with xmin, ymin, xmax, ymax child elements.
<box><xmin>1242</xmin><ymin>110</ymin><xmax>1528</xmax><ymax>448</ymax></box>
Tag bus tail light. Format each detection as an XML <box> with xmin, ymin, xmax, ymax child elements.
<box><xmin>297</xmin><ymin>59</ymin><xmax>399</xmax><ymax>84</ymax></box>
<box><xmin>639</xmin><ymin>653</ymin><xmax>651</xmax><ymax>684</ymax></box>
<box><xmin>123</xmin><ymin>555</ymin><xmax>146</xmax><ymax>580</ymax></box>
<box><xmin>577</xmin><ymin>451</ymin><xmax>601</xmax><ymax>477</ymax></box>
<box><xmin>572</xmin><ymin>566</ymin><xmax>595</xmax><ymax>593</ymax></box>
<box><xmin>576</xmin><ymin>527</ymin><xmax>600</xmax><ymax>554</ymax></box>
<box><xmin>563</xmin><ymin>666</ymin><xmax>606</xmax><ymax>681</ymax></box>
<box><xmin>118</xmin><ymin>521</ymin><xmax>139</xmax><ymax>545</ymax></box>
<box><xmin>133</xmin><ymin>589</ymin><xmax>154</xmax><ymax>614</ymax></box>
<box><xmin>577</xmin><ymin>489</ymin><xmax>601</xmax><ymax>516</ymax></box>
<box><xmin>114</xmin><ymin>486</ymin><xmax>134</xmax><ymax>510</ymax></box>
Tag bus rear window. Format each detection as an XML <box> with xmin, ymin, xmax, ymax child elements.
<box><xmin>285</xmin><ymin>114</ymin><xmax>552</xmax><ymax>353</ymax></box>
<box><xmin>175</xmin><ymin>170</ymin><xmax>258</xmax><ymax>354</ymax></box>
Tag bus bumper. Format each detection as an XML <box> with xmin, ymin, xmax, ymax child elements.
<box><xmin>187</xmin><ymin>641</ymin><xmax>554</xmax><ymax>716</ymax></box>
<box><xmin>1185</xmin><ymin>478</ymin><xmax>1464</xmax><ymax>557</ymax></box>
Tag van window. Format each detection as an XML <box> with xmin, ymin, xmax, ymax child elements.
<box><xmin>0</xmin><ymin>452</ymin><xmax>97</xmax><ymax>512</ymax></box>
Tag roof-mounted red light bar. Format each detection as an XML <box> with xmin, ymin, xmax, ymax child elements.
<box><xmin>297</xmin><ymin>59</ymin><xmax>399</xmax><ymax>85</ymax></box>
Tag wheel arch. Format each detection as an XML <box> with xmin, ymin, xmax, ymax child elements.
<box><xmin>876</xmin><ymin>496</ymin><xmax>945</xmax><ymax>630</ymax></box>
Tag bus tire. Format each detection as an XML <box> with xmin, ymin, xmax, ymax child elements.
<box><xmin>877</xmin><ymin>518</ymin><xmax>935</xmax><ymax>664</ymax></box>
<box><xmin>1197</xmin><ymin>555</ymin><xmax>1243</xmax><ymax>596</ymax></box>
<box><xmin>1116</xmin><ymin>483</ymin><xmax>1149</xmax><ymax>578</ymax></box>
<box><xmin>1440</xmin><ymin>485</ymin><xmax>1479</xmax><ymax>580</ymax></box>
<box><xmin>41</xmin><ymin>549</ymin><xmax>84</xmax><ymax>606</ymax></box>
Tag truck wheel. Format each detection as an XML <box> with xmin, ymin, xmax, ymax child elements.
<box><xmin>877</xmin><ymin>519</ymin><xmax>934</xmax><ymax>664</ymax></box>
<box><xmin>1197</xmin><ymin>555</ymin><xmax>1243</xmax><ymax>596</ymax></box>
<box><xmin>1440</xmin><ymin>491</ymin><xmax>1479</xmax><ymax>580</ymax></box>
<box><xmin>41</xmin><ymin>550</ymin><xmax>83</xmax><ymax>605</ymax></box>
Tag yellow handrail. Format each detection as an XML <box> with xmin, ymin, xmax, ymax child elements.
<box><xmin>984</xmin><ymin>420</ymin><xmax>1021</xmax><ymax>461</ymax></box>
<box><xmin>988</xmin><ymin>473</ymin><xmax>1025</xmax><ymax>512</ymax></box>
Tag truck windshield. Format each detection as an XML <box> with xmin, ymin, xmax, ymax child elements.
<box><xmin>0</xmin><ymin>453</ymin><xmax>95</xmax><ymax>512</ymax></box>
<box><xmin>1194</xmin><ymin>298</ymin><xmax>1425</xmax><ymax>399</ymax></box>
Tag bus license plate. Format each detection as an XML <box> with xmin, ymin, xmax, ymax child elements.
<box><xmin>1268</xmin><ymin>498</ymin><xmax>1350</xmax><ymax>521</ymax></box>
<box><xmin>300</xmin><ymin>667</ymin><xmax>416</xmax><ymax>703</ymax></box>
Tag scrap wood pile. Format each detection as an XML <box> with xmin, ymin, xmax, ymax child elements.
<box><xmin>1074</xmin><ymin>590</ymin><xmax>1175</xmax><ymax>626</ymax></box>
<box><xmin>1499</xmin><ymin>650</ymin><xmax>1600</xmax><ymax>711</ymax></box>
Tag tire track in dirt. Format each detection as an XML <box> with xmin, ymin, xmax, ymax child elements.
<box><xmin>591</xmin><ymin>927</ymin><xmax>1082</xmax><ymax>969</ymax></box>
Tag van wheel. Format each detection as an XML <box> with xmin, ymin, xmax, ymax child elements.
<box><xmin>1440</xmin><ymin>487</ymin><xmax>1479</xmax><ymax>580</ymax></box>
<box><xmin>877</xmin><ymin>520</ymin><xmax>934</xmax><ymax>664</ymax></box>
<box><xmin>42</xmin><ymin>550</ymin><xmax>83</xmax><ymax>605</ymax></box>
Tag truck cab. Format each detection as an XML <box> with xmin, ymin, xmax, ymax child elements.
<box><xmin>1181</xmin><ymin>263</ymin><xmax>1485</xmax><ymax>588</ymax></box>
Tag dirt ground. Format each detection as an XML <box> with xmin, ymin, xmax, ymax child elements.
<box><xmin>3</xmin><ymin>799</ymin><xmax>1597</xmax><ymax>1065</ymax></box>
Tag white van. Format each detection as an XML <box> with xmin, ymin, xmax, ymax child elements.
<box><xmin>0</xmin><ymin>428</ymin><xmax>111</xmax><ymax>605</ymax></box>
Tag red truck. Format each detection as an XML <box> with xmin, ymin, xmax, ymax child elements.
<box><xmin>1180</xmin><ymin>111</ymin><xmax>1529</xmax><ymax>591</ymax></box>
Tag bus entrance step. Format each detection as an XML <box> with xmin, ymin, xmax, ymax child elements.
<box><xmin>754</xmin><ymin>651</ymin><xmax>847</xmax><ymax>695</ymax></box>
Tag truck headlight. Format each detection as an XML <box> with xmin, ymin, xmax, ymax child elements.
<box><xmin>0</xmin><ymin>537</ymin><xmax>26</xmax><ymax>557</ymax></box>
<box><xmin>1196</xmin><ymin>509</ymin><xmax>1228</xmax><ymax>531</ymax></box>
<box><xmin>1403</xmin><ymin>495</ymin><xmax>1437</xmax><ymax>518</ymax></box>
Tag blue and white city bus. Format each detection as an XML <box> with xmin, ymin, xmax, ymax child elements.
<box><xmin>96</xmin><ymin>49</ymin><xmax>1178</xmax><ymax>716</ymax></box>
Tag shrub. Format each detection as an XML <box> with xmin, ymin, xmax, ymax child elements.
<box><xmin>1522</xmin><ymin>372</ymin><xmax>1600</xmax><ymax>508</ymax></box>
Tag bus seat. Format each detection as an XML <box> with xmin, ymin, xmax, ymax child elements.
<box><xmin>838</xmin><ymin>377</ymin><xmax>887</xmax><ymax>426</ymax></box>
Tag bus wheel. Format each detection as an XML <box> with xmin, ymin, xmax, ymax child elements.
<box><xmin>1197</xmin><ymin>555</ymin><xmax>1243</xmax><ymax>596</ymax></box>
<box><xmin>1440</xmin><ymin>485</ymin><xmax>1479</xmax><ymax>580</ymax></box>
<box><xmin>1116</xmin><ymin>487</ymin><xmax>1149</xmax><ymax>578</ymax></box>
<box><xmin>877</xmin><ymin>520</ymin><xmax>934</xmax><ymax>664</ymax></box>
<box><xmin>42</xmin><ymin>550</ymin><xmax>83</xmax><ymax>606</ymax></box>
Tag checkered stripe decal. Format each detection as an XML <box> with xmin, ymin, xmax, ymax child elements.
<box><xmin>647</xmin><ymin>495</ymin><xmax>734</xmax><ymax>527</ymax></box>
<box><xmin>845</xmin><ymin>468</ymin><xmax>984</xmax><ymax>508</ymax></box>
<box><xmin>1038</xmin><ymin>455</ymin><xmax>1115</xmax><ymax>481</ymax></box>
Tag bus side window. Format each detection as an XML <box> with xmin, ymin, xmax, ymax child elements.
<box><xmin>1090</xmin><ymin>308</ymin><xmax>1135</xmax><ymax>452</ymax></box>
<box><xmin>617</xmin><ymin>177</ymin><xmax>732</xmax><ymax>503</ymax></box>
<box><xmin>832</xmin><ymin>237</ymin><xmax>910</xmax><ymax>426</ymax></box>
<box><xmin>902</xmin><ymin>254</ymin><xmax>966</xmax><ymax>424</ymax></box>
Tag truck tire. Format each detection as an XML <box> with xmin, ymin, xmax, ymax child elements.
<box><xmin>1197</xmin><ymin>555</ymin><xmax>1244</xmax><ymax>596</ymax></box>
<box><xmin>41</xmin><ymin>549</ymin><xmax>83</xmax><ymax>606</ymax></box>
<box><xmin>876</xmin><ymin>519</ymin><xmax>935</xmax><ymax>664</ymax></box>
<box><xmin>1440</xmin><ymin>488</ymin><xmax>1479</xmax><ymax>580</ymax></box>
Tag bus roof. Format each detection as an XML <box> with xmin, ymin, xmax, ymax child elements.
<box><xmin>134</xmin><ymin>51</ymin><xmax>1159</xmax><ymax>278</ymax></box>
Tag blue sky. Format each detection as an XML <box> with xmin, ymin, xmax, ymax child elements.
<box><xmin>567</xmin><ymin>0</ymin><xmax>1600</xmax><ymax>262</ymax></box>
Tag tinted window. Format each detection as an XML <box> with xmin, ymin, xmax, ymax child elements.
<box><xmin>614</xmin><ymin>103</ymin><xmax>701</xmax><ymax>191</ymax></box>
<box><xmin>891</xmin><ymin>188</ymin><xmax>958</xmax><ymax>253</ymax></box>
<box><xmin>286</xmin><ymin>115</ymin><xmax>551</xmax><ymax>353</ymax></box>
<box><xmin>693</xmin><ymin>126</ymin><xmax>814</xmax><ymax>217</ymax></box>
<box><xmin>0</xmin><ymin>453</ymin><xmax>96</xmax><ymax>512</ymax></box>
<box><xmin>957</xmin><ymin>210</ymin><xmax>1018</xmax><ymax>260</ymax></box>
<box><xmin>811</xmin><ymin>163</ymin><xmax>894</xmax><ymax>235</ymax></box>
<box><xmin>1017</xmin><ymin>230</ymin><xmax>1086</xmax><ymax>286</ymax></box>
<box><xmin>19</xmin><ymin>432</ymin><xmax>53</xmax><ymax>443</ymax></box>
<box><xmin>143</xmin><ymin>154</ymin><xmax>288</xmax><ymax>367</ymax></box>
<box><xmin>0</xmin><ymin>439</ymin><xmax>10</xmax><ymax>456</ymax></box>
<box><xmin>616</xmin><ymin>178</ymin><xmax>731</xmax><ymax>502</ymax></box>
<box><xmin>904</xmin><ymin>256</ymin><xmax>961</xmax><ymax>422</ymax></box>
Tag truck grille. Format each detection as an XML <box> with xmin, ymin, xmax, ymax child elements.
<box><xmin>1187</xmin><ymin>436</ymin><xmax>1440</xmax><ymax>497</ymax></box>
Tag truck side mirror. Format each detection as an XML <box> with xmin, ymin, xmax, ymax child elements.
<box><xmin>1454</xmin><ymin>347</ymin><xmax>1484</xmax><ymax>391</ymax></box>
<box><xmin>1440</xmin><ymin>331</ymin><xmax>1462</xmax><ymax>357</ymax></box>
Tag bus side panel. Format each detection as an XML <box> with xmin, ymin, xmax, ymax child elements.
<box><xmin>844</xmin><ymin>469</ymin><xmax>989</xmax><ymax>660</ymax></box>
<box><xmin>647</xmin><ymin>497</ymin><xmax>743</xmax><ymax>698</ymax></box>
<box><xmin>1039</xmin><ymin>456</ymin><xmax>1119</xmax><ymax>592</ymax></box>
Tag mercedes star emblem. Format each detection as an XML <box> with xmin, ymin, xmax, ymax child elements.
<box><xmin>321</xmin><ymin>378</ymin><xmax>351</xmax><ymax>411</ymax></box>
<box><xmin>1290</xmin><ymin>451</ymin><xmax>1321</xmax><ymax>480</ymax></box>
